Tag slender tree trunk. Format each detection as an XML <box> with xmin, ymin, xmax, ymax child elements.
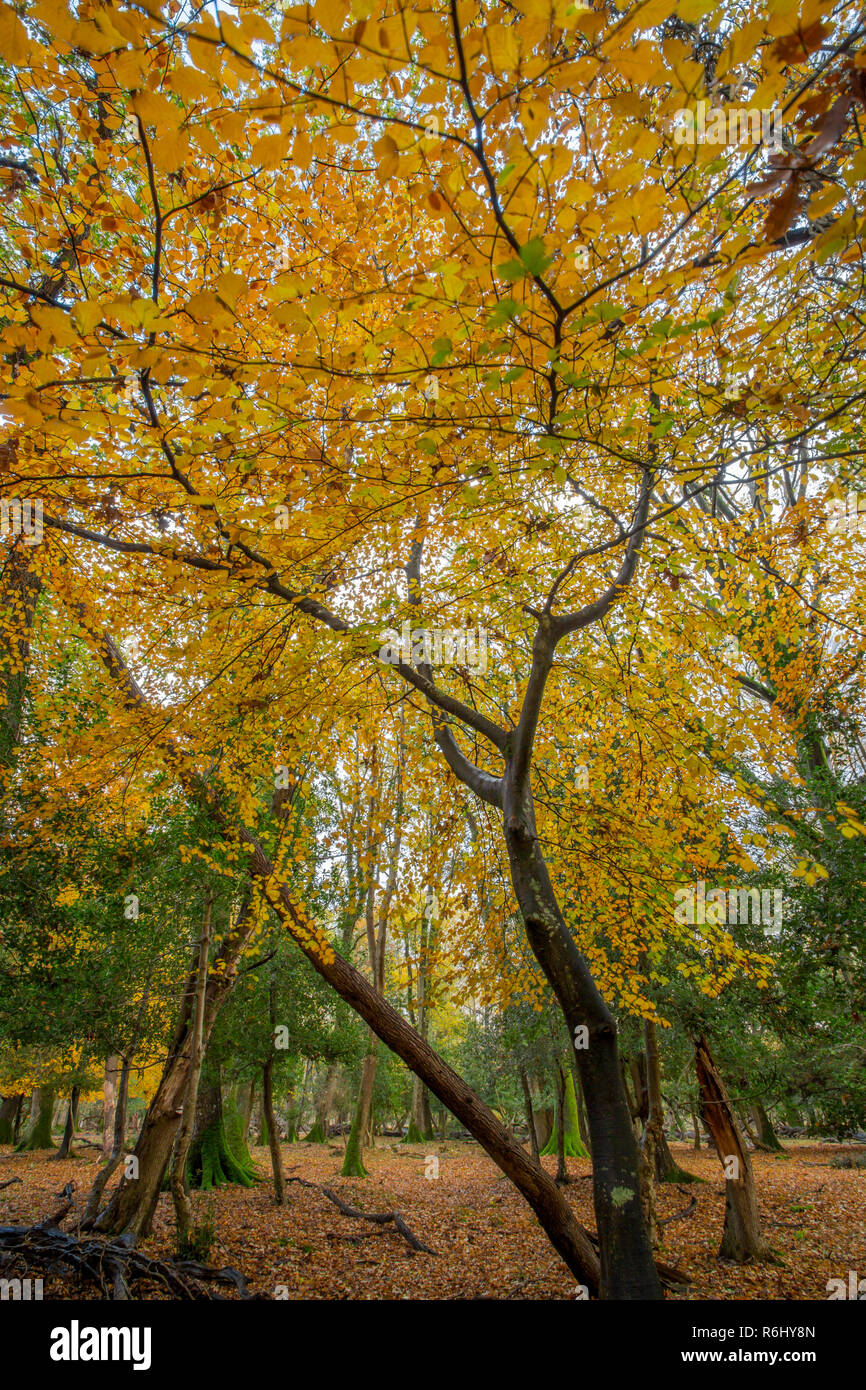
<box><xmin>262</xmin><ymin>1058</ymin><xmax>285</xmax><ymax>1204</ymax></box>
<box><xmin>572</xmin><ymin>1062</ymin><xmax>592</xmax><ymax>1158</ymax></box>
<box><xmin>520</xmin><ymin>1067</ymin><xmax>540</xmax><ymax>1164</ymax></box>
<box><xmin>83</xmin><ymin>1057</ymin><xmax>131</xmax><ymax>1226</ymax></box>
<box><xmin>644</xmin><ymin>1021</ymin><xmax>696</xmax><ymax>1183</ymax></box>
<box><xmin>171</xmin><ymin>893</ymin><xmax>212</xmax><ymax>1246</ymax></box>
<box><xmin>695</xmin><ymin>1036</ymin><xmax>772</xmax><ymax>1262</ymax></box>
<box><xmin>53</xmin><ymin>1085</ymin><xmax>81</xmax><ymax>1160</ymax></box>
<box><xmin>751</xmin><ymin>1101</ymin><xmax>785</xmax><ymax>1153</ymax></box>
<box><xmin>263</xmin><ymin>974</ymin><xmax>285</xmax><ymax>1203</ymax></box>
<box><xmin>555</xmin><ymin>1066</ymin><xmax>567</xmax><ymax>1184</ymax></box>
<box><xmin>102</xmin><ymin>1057</ymin><xmax>121</xmax><ymax>1159</ymax></box>
<box><xmin>692</xmin><ymin>1108</ymin><xmax>701</xmax><ymax>1150</ymax></box>
<box><xmin>237</xmin><ymin>1079</ymin><xmax>255</xmax><ymax>1142</ymax></box>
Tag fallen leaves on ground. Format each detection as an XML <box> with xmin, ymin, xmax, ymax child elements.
<box><xmin>1</xmin><ymin>1140</ymin><xmax>864</xmax><ymax>1300</ymax></box>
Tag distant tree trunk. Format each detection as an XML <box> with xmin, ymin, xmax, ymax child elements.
<box><xmin>306</xmin><ymin>1062</ymin><xmax>338</xmax><ymax>1142</ymax></box>
<box><xmin>751</xmin><ymin>1101</ymin><xmax>785</xmax><ymax>1153</ymax></box>
<box><xmin>16</xmin><ymin>1086</ymin><xmax>56</xmax><ymax>1151</ymax></box>
<box><xmin>644</xmin><ymin>1022</ymin><xmax>696</xmax><ymax>1183</ymax></box>
<box><xmin>520</xmin><ymin>1068</ymin><xmax>540</xmax><ymax>1164</ymax></box>
<box><xmin>343</xmin><ymin>1050</ymin><xmax>376</xmax><ymax>1177</ymax></box>
<box><xmin>102</xmin><ymin>1057</ymin><xmax>121</xmax><ymax>1159</ymax></box>
<box><xmin>262</xmin><ymin>974</ymin><xmax>285</xmax><ymax>1204</ymax></box>
<box><xmin>571</xmin><ymin>1061</ymin><xmax>593</xmax><ymax>1158</ymax></box>
<box><xmin>0</xmin><ymin>1094</ymin><xmax>23</xmax><ymax>1145</ymax></box>
<box><xmin>53</xmin><ymin>1085</ymin><xmax>81</xmax><ymax>1160</ymax></box>
<box><xmin>695</xmin><ymin>1036</ymin><xmax>772</xmax><ymax>1262</ymax></box>
<box><xmin>82</xmin><ymin>1057</ymin><xmax>131</xmax><ymax>1227</ymax></box>
<box><xmin>262</xmin><ymin>1060</ymin><xmax>285</xmax><ymax>1204</ymax></box>
<box><xmin>554</xmin><ymin>1066</ymin><xmax>568</xmax><ymax>1184</ymax></box>
<box><xmin>692</xmin><ymin>1108</ymin><xmax>701</xmax><ymax>1150</ymax></box>
<box><xmin>238</xmin><ymin>1079</ymin><xmax>255</xmax><ymax>1142</ymax></box>
<box><xmin>171</xmin><ymin>893</ymin><xmax>212</xmax><ymax>1246</ymax></box>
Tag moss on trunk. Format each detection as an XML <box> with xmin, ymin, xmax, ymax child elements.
<box><xmin>187</xmin><ymin>1115</ymin><xmax>258</xmax><ymax>1189</ymax></box>
<box><xmin>16</xmin><ymin>1087</ymin><xmax>56</xmax><ymax>1152</ymax></box>
<box><xmin>540</xmin><ymin>1073</ymin><xmax>589</xmax><ymax>1159</ymax></box>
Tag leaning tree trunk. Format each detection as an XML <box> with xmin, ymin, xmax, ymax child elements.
<box><xmin>0</xmin><ymin>1093</ymin><xmax>23</xmax><ymax>1145</ymax></box>
<box><xmin>95</xmin><ymin>900</ymin><xmax>255</xmax><ymax>1237</ymax></box>
<box><xmin>695</xmin><ymin>1036</ymin><xmax>772</xmax><ymax>1262</ymax></box>
<box><xmin>53</xmin><ymin>1085</ymin><xmax>81</xmax><ymax>1160</ymax></box>
<box><xmin>16</xmin><ymin>1086</ymin><xmax>56</xmax><ymax>1151</ymax></box>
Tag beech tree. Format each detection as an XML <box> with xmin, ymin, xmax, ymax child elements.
<box><xmin>2</xmin><ymin>0</ymin><xmax>865</xmax><ymax>1300</ymax></box>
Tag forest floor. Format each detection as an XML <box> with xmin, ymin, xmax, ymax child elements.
<box><xmin>1</xmin><ymin>1139</ymin><xmax>864</xmax><ymax>1300</ymax></box>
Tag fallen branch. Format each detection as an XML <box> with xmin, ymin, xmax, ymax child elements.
<box><xmin>286</xmin><ymin>1176</ymin><xmax>436</xmax><ymax>1255</ymax></box>
<box><xmin>658</xmin><ymin>1196</ymin><xmax>697</xmax><ymax>1229</ymax></box>
<box><xmin>0</xmin><ymin>1217</ymin><xmax>254</xmax><ymax>1300</ymax></box>
<box><xmin>0</xmin><ymin>1177</ymin><xmax>22</xmax><ymax>1191</ymax></box>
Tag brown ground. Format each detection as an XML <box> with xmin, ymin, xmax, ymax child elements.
<box><xmin>1</xmin><ymin>1139</ymin><xmax>864</xmax><ymax>1299</ymax></box>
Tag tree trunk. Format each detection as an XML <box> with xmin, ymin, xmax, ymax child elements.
<box><xmin>520</xmin><ymin>1068</ymin><xmax>540</xmax><ymax>1164</ymax></box>
<box><xmin>257</xmin><ymin>860</ymin><xmax>604</xmax><ymax>1294</ymax></box>
<box><xmin>644</xmin><ymin>1021</ymin><xmax>696</xmax><ymax>1183</ymax></box>
<box><xmin>500</xmin><ymin>776</ymin><xmax>660</xmax><ymax>1297</ymax></box>
<box><xmin>262</xmin><ymin>974</ymin><xmax>285</xmax><ymax>1203</ymax></box>
<box><xmin>555</xmin><ymin>1066</ymin><xmax>567</xmax><ymax>1184</ymax></box>
<box><xmin>0</xmin><ymin>1094</ymin><xmax>23</xmax><ymax>1145</ymax></box>
<box><xmin>95</xmin><ymin>899</ymin><xmax>255</xmax><ymax>1236</ymax></box>
<box><xmin>237</xmin><ymin>1079</ymin><xmax>255</xmax><ymax>1142</ymax></box>
<box><xmin>306</xmin><ymin>1062</ymin><xmax>338</xmax><ymax>1142</ymax></box>
<box><xmin>262</xmin><ymin>1058</ymin><xmax>285</xmax><ymax>1204</ymax></box>
<box><xmin>83</xmin><ymin>1057</ymin><xmax>131</xmax><ymax>1227</ymax></box>
<box><xmin>53</xmin><ymin>1085</ymin><xmax>80</xmax><ymax>1160</ymax></box>
<box><xmin>691</xmin><ymin>1108</ymin><xmax>701</xmax><ymax>1150</ymax></box>
<box><xmin>171</xmin><ymin>893</ymin><xmax>212</xmax><ymax>1246</ymax></box>
<box><xmin>343</xmin><ymin>1049</ymin><xmax>377</xmax><ymax>1177</ymax></box>
<box><xmin>16</xmin><ymin>1086</ymin><xmax>56</xmax><ymax>1151</ymax></box>
<box><xmin>695</xmin><ymin>1036</ymin><xmax>772</xmax><ymax>1262</ymax></box>
<box><xmin>751</xmin><ymin>1101</ymin><xmax>785</xmax><ymax>1153</ymax></box>
<box><xmin>102</xmin><ymin>1057</ymin><xmax>121</xmax><ymax>1159</ymax></box>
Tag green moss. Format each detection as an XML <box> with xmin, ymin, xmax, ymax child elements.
<box><xmin>303</xmin><ymin>1118</ymin><xmax>327</xmax><ymax>1143</ymax></box>
<box><xmin>402</xmin><ymin>1120</ymin><xmax>425</xmax><ymax>1144</ymax></box>
<box><xmin>340</xmin><ymin>1124</ymin><xmax>368</xmax><ymax>1177</ymax></box>
<box><xmin>188</xmin><ymin>1115</ymin><xmax>259</xmax><ymax>1190</ymax></box>
<box><xmin>540</xmin><ymin>1073</ymin><xmax>589</xmax><ymax>1158</ymax></box>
